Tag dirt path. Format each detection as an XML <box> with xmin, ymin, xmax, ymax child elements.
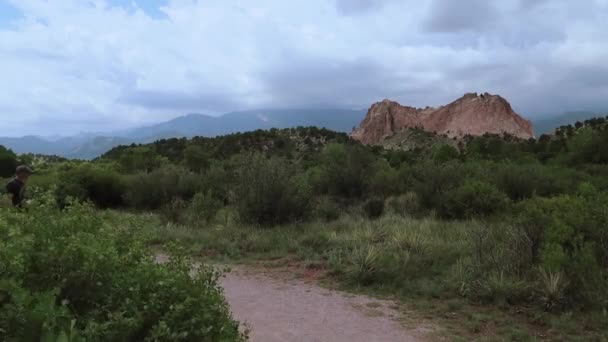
<box><xmin>155</xmin><ymin>254</ymin><xmax>430</xmax><ymax>341</ymax></box>
<box><xmin>221</xmin><ymin>267</ymin><xmax>430</xmax><ymax>342</ymax></box>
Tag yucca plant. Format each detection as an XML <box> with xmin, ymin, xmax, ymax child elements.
<box><xmin>344</xmin><ymin>244</ymin><xmax>381</xmax><ymax>284</ymax></box>
<box><xmin>538</xmin><ymin>267</ymin><xmax>569</xmax><ymax>311</ymax></box>
<box><xmin>355</xmin><ymin>223</ymin><xmax>389</xmax><ymax>244</ymax></box>
<box><xmin>392</xmin><ymin>230</ymin><xmax>431</xmax><ymax>256</ymax></box>
<box><xmin>472</xmin><ymin>272</ymin><xmax>530</xmax><ymax>305</ymax></box>
<box><xmin>448</xmin><ymin>258</ymin><xmax>476</xmax><ymax>297</ymax></box>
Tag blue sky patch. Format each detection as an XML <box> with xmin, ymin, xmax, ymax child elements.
<box><xmin>0</xmin><ymin>1</ymin><xmax>23</xmax><ymax>27</ymax></box>
<box><xmin>105</xmin><ymin>0</ymin><xmax>169</xmax><ymax>19</ymax></box>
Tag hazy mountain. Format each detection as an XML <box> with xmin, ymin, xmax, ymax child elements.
<box><xmin>0</xmin><ymin>108</ymin><xmax>364</xmax><ymax>159</ymax></box>
<box><xmin>532</xmin><ymin>111</ymin><xmax>606</xmax><ymax>135</ymax></box>
<box><xmin>125</xmin><ymin>109</ymin><xmax>364</xmax><ymax>139</ymax></box>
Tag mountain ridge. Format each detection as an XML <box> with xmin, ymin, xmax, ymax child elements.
<box><xmin>0</xmin><ymin>108</ymin><xmax>364</xmax><ymax>159</ymax></box>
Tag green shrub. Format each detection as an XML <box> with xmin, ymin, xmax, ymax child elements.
<box><xmin>313</xmin><ymin>195</ymin><xmax>342</xmax><ymax>222</ymax></box>
<box><xmin>183</xmin><ymin>144</ymin><xmax>211</xmax><ymax>172</ymax></box>
<box><xmin>494</xmin><ymin>163</ymin><xmax>579</xmax><ymax>201</ymax></box>
<box><xmin>0</xmin><ymin>145</ymin><xmax>18</xmax><ymax>178</ymax></box>
<box><xmin>124</xmin><ymin>165</ymin><xmax>201</xmax><ymax>210</ymax></box>
<box><xmin>386</xmin><ymin>192</ymin><xmax>420</xmax><ymax>217</ymax></box>
<box><xmin>369</xmin><ymin>159</ymin><xmax>400</xmax><ymax>197</ymax></box>
<box><xmin>404</xmin><ymin>161</ymin><xmax>465</xmax><ymax>214</ymax></box>
<box><xmin>442</xmin><ymin>180</ymin><xmax>509</xmax><ymax>219</ymax></box>
<box><xmin>514</xmin><ymin>195</ymin><xmax>608</xmax><ymax>308</ymax></box>
<box><xmin>363</xmin><ymin>198</ymin><xmax>385</xmax><ymax>219</ymax></box>
<box><xmin>233</xmin><ymin>153</ymin><xmax>311</xmax><ymax>225</ymax></box>
<box><xmin>318</xmin><ymin>144</ymin><xmax>375</xmax><ymax>198</ymax></box>
<box><xmin>432</xmin><ymin>144</ymin><xmax>460</xmax><ymax>163</ymax></box>
<box><xmin>56</xmin><ymin>164</ymin><xmax>125</xmax><ymax>208</ymax></box>
<box><xmin>159</xmin><ymin>198</ymin><xmax>188</xmax><ymax>224</ymax></box>
<box><xmin>118</xmin><ymin>146</ymin><xmax>166</xmax><ymax>173</ymax></box>
<box><xmin>187</xmin><ymin>191</ymin><xmax>224</xmax><ymax>225</ymax></box>
<box><xmin>0</xmin><ymin>196</ymin><xmax>244</xmax><ymax>341</ymax></box>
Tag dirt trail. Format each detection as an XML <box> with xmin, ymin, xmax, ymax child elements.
<box><xmin>221</xmin><ymin>267</ymin><xmax>430</xmax><ymax>342</ymax></box>
<box><xmin>155</xmin><ymin>254</ymin><xmax>430</xmax><ymax>341</ymax></box>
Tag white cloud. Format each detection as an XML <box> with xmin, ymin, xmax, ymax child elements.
<box><xmin>0</xmin><ymin>0</ymin><xmax>606</xmax><ymax>135</ymax></box>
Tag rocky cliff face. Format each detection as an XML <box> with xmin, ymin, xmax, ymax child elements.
<box><xmin>351</xmin><ymin>93</ymin><xmax>534</xmax><ymax>144</ymax></box>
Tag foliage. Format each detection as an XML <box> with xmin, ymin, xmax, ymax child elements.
<box><xmin>0</xmin><ymin>196</ymin><xmax>244</xmax><ymax>341</ymax></box>
<box><xmin>312</xmin><ymin>195</ymin><xmax>341</xmax><ymax>222</ymax></box>
<box><xmin>124</xmin><ymin>165</ymin><xmax>201</xmax><ymax>210</ymax></box>
<box><xmin>514</xmin><ymin>194</ymin><xmax>608</xmax><ymax>308</ymax></box>
<box><xmin>118</xmin><ymin>146</ymin><xmax>167</xmax><ymax>173</ymax></box>
<box><xmin>386</xmin><ymin>192</ymin><xmax>420</xmax><ymax>217</ymax></box>
<box><xmin>442</xmin><ymin>180</ymin><xmax>510</xmax><ymax>219</ymax></box>
<box><xmin>55</xmin><ymin>164</ymin><xmax>125</xmax><ymax>208</ymax></box>
<box><xmin>317</xmin><ymin>144</ymin><xmax>376</xmax><ymax>198</ymax></box>
<box><xmin>363</xmin><ymin>198</ymin><xmax>385</xmax><ymax>219</ymax></box>
<box><xmin>187</xmin><ymin>191</ymin><xmax>224</xmax><ymax>225</ymax></box>
<box><xmin>0</xmin><ymin>145</ymin><xmax>18</xmax><ymax>178</ymax></box>
<box><xmin>183</xmin><ymin>144</ymin><xmax>211</xmax><ymax>172</ymax></box>
<box><xmin>233</xmin><ymin>153</ymin><xmax>311</xmax><ymax>225</ymax></box>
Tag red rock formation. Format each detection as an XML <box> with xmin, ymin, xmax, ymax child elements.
<box><xmin>351</xmin><ymin>93</ymin><xmax>534</xmax><ymax>144</ymax></box>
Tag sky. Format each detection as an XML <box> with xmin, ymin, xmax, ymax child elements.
<box><xmin>0</xmin><ymin>0</ymin><xmax>607</xmax><ymax>136</ymax></box>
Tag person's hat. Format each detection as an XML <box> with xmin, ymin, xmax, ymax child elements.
<box><xmin>16</xmin><ymin>165</ymin><xmax>34</xmax><ymax>175</ymax></box>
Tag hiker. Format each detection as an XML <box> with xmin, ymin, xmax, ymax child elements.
<box><xmin>5</xmin><ymin>165</ymin><xmax>33</xmax><ymax>207</ymax></box>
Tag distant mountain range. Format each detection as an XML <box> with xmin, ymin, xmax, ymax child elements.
<box><xmin>1</xmin><ymin>107</ymin><xmax>605</xmax><ymax>159</ymax></box>
<box><xmin>533</xmin><ymin>111</ymin><xmax>606</xmax><ymax>136</ymax></box>
<box><xmin>0</xmin><ymin>109</ymin><xmax>365</xmax><ymax>159</ymax></box>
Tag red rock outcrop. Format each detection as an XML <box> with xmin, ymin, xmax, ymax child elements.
<box><xmin>351</xmin><ymin>93</ymin><xmax>534</xmax><ymax>144</ymax></box>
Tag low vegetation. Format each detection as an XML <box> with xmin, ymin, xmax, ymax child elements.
<box><xmin>0</xmin><ymin>195</ymin><xmax>244</xmax><ymax>341</ymax></box>
<box><xmin>1</xmin><ymin>120</ymin><xmax>608</xmax><ymax>340</ymax></box>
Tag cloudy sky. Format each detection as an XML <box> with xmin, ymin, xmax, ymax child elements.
<box><xmin>0</xmin><ymin>0</ymin><xmax>607</xmax><ymax>136</ymax></box>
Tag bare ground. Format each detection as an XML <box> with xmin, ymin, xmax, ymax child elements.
<box><xmin>220</xmin><ymin>266</ymin><xmax>432</xmax><ymax>342</ymax></box>
<box><xmin>155</xmin><ymin>254</ymin><xmax>432</xmax><ymax>341</ymax></box>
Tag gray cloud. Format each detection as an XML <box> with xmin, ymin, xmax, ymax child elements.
<box><xmin>424</xmin><ymin>0</ymin><xmax>499</xmax><ymax>32</ymax></box>
<box><xmin>259</xmin><ymin>54</ymin><xmax>439</xmax><ymax>109</ymax></box>
<box><xmin>117</xmin><ymin>89</ymin><xmax>244</xmax><ymax>113</ymax></box>
<box><xmin>335</xmin><ymin>0</ymin><xmax>388</xmax><ymax>15</ymax></box>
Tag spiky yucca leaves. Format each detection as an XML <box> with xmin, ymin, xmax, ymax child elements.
<box><xmin>344</xmin><ymin>244</ymin><xmax>381</xmax><ymax>284</ymax></box>
<box><xmin>391</xmin><ymin>230</ymin><xmax>431</xmax><ymax>256</ymax></box>
<box><xmin>538</xmin><ymin>268</ymin><xmax>569</xmax><ymax>311</ymax></box>
<box><xmin>472</xmin><ymin>272</ymin><xmax>531</xmax><ymax>305</ymax></box>
<box><xmin>354</xmin><ymin>223</ymin><xmax>389</xmax><ymax>244</ymax></box>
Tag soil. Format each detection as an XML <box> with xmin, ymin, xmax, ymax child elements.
<box><xmin>155</xmin><ymin>254</ymin><xmax>432</xmax><ymax>341</ymax></box>
<box><xmin>220</xmin><ymin>266</ymin><xmax>431</xmax><ymax>342</ymax></box>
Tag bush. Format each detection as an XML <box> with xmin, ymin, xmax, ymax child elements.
<box><xmin>442</xmin><ymin>180</ymin><xmax>509</xmax><ymax>219</ymax></box>
<box><xmin>514</xmin><ymin>195</ymin><xmax>608</xmax><ymax>308</ymax></box>
<box><xmin>0</xmin><ymin>145</ymin><xmax>18</xmax><ymax>178</ymax></box>
<box><xmin>363</xmin><ymin>198</ymin><xmax>385</xmax><ymax>219</ymax></box>
<box><xmin>432</xmin><ymin>144</ymin><xmax>460</xmax><ymax>163</ymax></box>
<box><xmin>118</xmin><ymin>146</ymin><xmax>166</xmax><ymax>173</ymax></box>
<box><xmin>313</xmin><ymin>195</ymin><xmax>342</xmax><ymax>222</ymax></box>
<box><xmin>386</xmin><ymin>192</ymin><xmax>420</xmax><ymax>217</ymax></box>
<box><xmin>187</xmin><ymin>191</ymin><xmax>224</xmax><ymax>225</ymax></box>
<box><xmin>318</xmin><ymin>144</ymin><xmax>375</xmax><ymax>198</ymax></box>
<box><xmin>56</xmin><ymin>164</ymin><xmax>125</xmax><ymax>208</ymax></box>
<box><xmin>124</xmin><ymin>165</ymin><xmax>201</xmax><ymax>210</ymax></box>
<box><xmin>494</xmin><ymin>163</ymin><xmax>579</xmax><ymax>201</ymax></box>
<box><xmin>369</xmin><ymin>160</ymin><xmax>400</xmax><ymax>197</ymax></box>
<box><xmin>0</xmin><ymin>196</ymin><xmax>244</xmax><ymax>341</ymax></box>
<box><xmin>404</xmin><ymin>161</ymin><xmax>466</xmax><ymax>214</ymax></box>
<box><xmin>233</xmin><ymin>153</ymin><xmax>311</xmax><ymax>225</ymax></box>
<box><xmin>159</xmin><ymin>198</ymin><xmax>188</xmax><ymax>224</ymax></box>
